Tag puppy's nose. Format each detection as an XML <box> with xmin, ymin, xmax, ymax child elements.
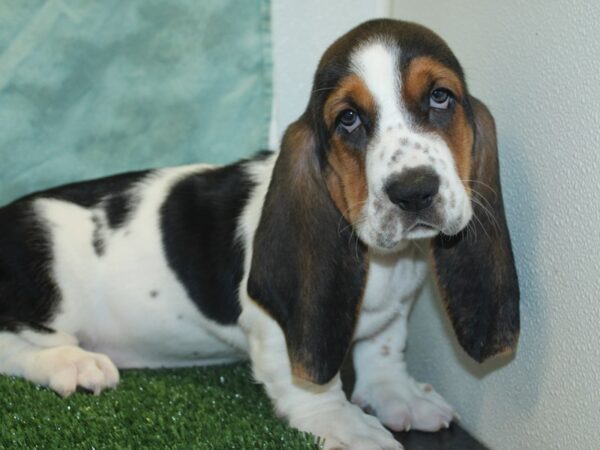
<box><xmin>385</xmin><ymin>167</ymin><xmax>440</xmax><ymax>212</ymax></box>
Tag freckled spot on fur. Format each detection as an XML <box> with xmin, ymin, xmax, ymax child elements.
<box><xmin>400</xmin><ymin>137</ymin><xmax>409</xmax><ymax>146</ymax></box>
<box><xmin>414</xmin><ymin>142</ymin><xmax>422</xmax><ymax>150</ymax></box>
<box><xmin>390</xmin><ymin>149</ymin><xmax>404</xmax><ymax>167</ymax></box>
<box><xmin>423</xmin><ymin>384</ymin><xmax>433</xmax><ymax>393</ymax></box>
<box><xmin>428</xmin><ymin>156</ymin><xmax>435</xmax><ymax>163</ymax></box>
<box><xmin>397</xmin><ymin>122</ymin><xmax>403</xmax><ymax>129</ymax></box>
<box><xmin>124</xmin><ymin>230</ymin><xmax>131</xmax><ymax>236</ymax></box>
<box><xmin>149</xmin><ymin>290</ymin><xmax>159</xmax><ymax>298</ymax></box>
<box><xmin>192</xmin><ymin>351</ymin><xmax>200</xmax><ymax>357</ymax></box>
<box><xmin>450</xmin><ymin>192</ymin><xmax>456</xmax><ymax>208</ymax></box>
<box><xmin>387</xmin><ymin>125</ymin><xmax>393</xmax><ymax>132</ymax></box>
<box><xmin>381</xmin><ymin>345</ymin><xmax>390</xmax><ymax>356</ymax></box>
<box><xmin>423</xmin><ymin>146</ymin><xmax>430</xmax><ymax>154</ymax></box>
<box><xmin>177</xmin><ymin>314</ymin><xmax>183</xmax><ymax>320</ymax></box>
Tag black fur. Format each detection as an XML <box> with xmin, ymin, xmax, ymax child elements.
<box><xmin>0</xmin><ymin>201</ymin><xmax>60</xmax><ymax>332</ymax></box>
<box><xmin>105</xmin><ymin>193</ymin><xmax>135</xmax><ymax>229</ymax></box>
<box><xmin>91</xmin><ymin>213</ymin><xmax>105</xmax><ymax>256</ymax></box>
<box><xmin>160</xmin><ymin>152</ymin><xmax>271</xmax><ymax>325</ymax></box>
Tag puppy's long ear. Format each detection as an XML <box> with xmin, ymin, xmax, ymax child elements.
<box><xmin>432</xmin><ymin>97</ymin><xmax>520</xmax><ymax>362</ymax></box>
<box><xmin>247</xmin><ymin>118</ymin><xmax>367</xmax><ymax>385</ymax></box>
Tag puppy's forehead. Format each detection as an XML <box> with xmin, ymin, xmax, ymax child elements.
<box><xmin>350</xmin><ymin>41</ymin><xmax>401</xmax><ymax>122</ymax></box>
<box><xmin>331</xmin><ymin>20</ymin><xmax>464</xmax><ymax>74</ymax></box>
<box><xmin>315</xmin><ymin>20</ymin><xmax>466</xmax><ymax>107</ymax></box>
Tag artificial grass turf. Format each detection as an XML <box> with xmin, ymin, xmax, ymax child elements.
<box><xmin>0</xmin><ymin>363</ymin><xmax>319</xmax><ymax>449</ymax></box>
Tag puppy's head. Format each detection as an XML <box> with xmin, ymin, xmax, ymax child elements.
<box><xmin>249</xmin><ymin>19</ymin><xmax>519</xmax><ymax>384</ymax></box>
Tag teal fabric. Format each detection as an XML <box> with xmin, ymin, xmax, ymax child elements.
<box><xmin>0</xmin><ymin>0</ymin><xmax>272</xmax><ymax>205</ymax></box>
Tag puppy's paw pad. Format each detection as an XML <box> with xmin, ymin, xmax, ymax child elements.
<box><xmin>26</xmin><ymin>346</ymin><xmax>119</xmax><ymax>396</ymax></box>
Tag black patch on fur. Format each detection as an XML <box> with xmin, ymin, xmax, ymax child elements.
<box><xmin>160</xmin><ymin>152</ymin><xmax>270</xmax><ymax>325</ymax></box>
<box><xmin>105</xmin><ymin>192</ymin><xmax>135</xmax><ymax>229</ymax></box>
<box><xmin>91</xmin><ymin>213</ymin><xmax>105</xmax><ymax>256</ymax></box>
<box><xmin>0</xmin><ymin>202</ymin><xmax>61</xmax><ymax>332</ymax></box>
<box><xmin>149</xmin><ymin>290</ymin><xmax>159</xmax><ymax>298</ymax></box>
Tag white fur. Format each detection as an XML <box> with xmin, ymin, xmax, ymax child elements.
<box><xmin>0</xmin><ymin>40</ymin><xmax>474</xmax><ymax>450</ymax></box>
<box><xmin>353</xmin><ymin>248</ymin><xmax>454</xmax><ymax>432</ymax></box>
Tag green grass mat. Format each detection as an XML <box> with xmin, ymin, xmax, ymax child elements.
<box><xmin>0</xmin><ymin>364</ymin><xmax>319</xmax><ymax>449</ymax></box>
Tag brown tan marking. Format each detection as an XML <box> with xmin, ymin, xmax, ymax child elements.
<box><xmin>326</xmin><ymin>138</ymin><xmax>368</xmax><ymax>223</ymax></box>
<box><xmin>323</xmin><ymin>74</ymin><xmax>376</xmax><ymax>128</ymax></box>
<box><xmin>403</xmin><ymin>56</ymin><xmax>474</xmax><ymax>189</ymax></box>
<box><xmin>323</xmin><ymin>75</ymin><xmax>375</xmax><ymax>223</ymax></box>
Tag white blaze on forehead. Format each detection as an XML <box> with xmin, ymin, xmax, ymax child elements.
<box><xmin>350</xmin><ymin>41</ymin><xmax>406</xmax><ymax>128</ymax></box>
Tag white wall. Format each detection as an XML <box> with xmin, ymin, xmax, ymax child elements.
<box><xmin>273</xmin><ymin>2</ymin><xmax>600</xmax><ymax>449</ymax></box>
<box><xmin>391</xmin><ymin>2</ymin><xmax>600</xmax><ymax>449</ymax></box>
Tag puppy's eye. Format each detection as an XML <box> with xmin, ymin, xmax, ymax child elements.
<box><xmin>430</xmin><ymin>88</ymin><xmax>452</xmax><ymax>110</ymax></box>
<box><xmin>338</xmin><ymin>109</ymin><xmax>362</xmax><ymax>133</ymax></box>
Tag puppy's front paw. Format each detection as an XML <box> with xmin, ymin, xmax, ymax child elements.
<box><xmin>24</xmin><ymin>346</ymin><xmax>119</xmax><ymax>397</ymax></box>
<box><xmin>352</xmin><ymin>376</ymin><xmax>454</xmax><ymax>432</ymax></box>
<box><xmin>292</xmin><ymin>402</ymin><xmax>402</xmax><ymax>450</ymax></box>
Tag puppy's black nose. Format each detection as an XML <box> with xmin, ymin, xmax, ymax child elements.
<box><xmin>385</xmin><ymin>167</ymin><xmax>440</xmax><ymax>212</ymax></box>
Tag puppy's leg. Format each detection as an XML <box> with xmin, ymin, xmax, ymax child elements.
<box><xmin>351</xmin><ymin>307</ymin><xmax>454</xmax><ymax>432</ymax></box>
<box><xmin>0</xmin><ymin>329</ymin><xmax>119</xmax><ymax>397</ymax></box>
<box><xmin>240</xmin><ymin>302</ymin><xmax>402</xmax><ymax>450</ymax></box>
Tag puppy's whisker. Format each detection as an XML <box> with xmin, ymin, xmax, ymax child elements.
<box><xmin>337</xmin><ymin>201</ymin><xmax>368</xmax><ymax>236</ymax></box>
<box><xmin>462</xmin><ymin>179</ymin><xmax>498</xmax><ymax>201</ymax></box>
<box><xmin>469</xmin><ymin>202</ymin><xmax>491</xmax><ymax>240</ymax></box>
<box><xmin>470</xmin><ymin>194</ymin><xmax>501</xmax><ymax>233</ymax></box>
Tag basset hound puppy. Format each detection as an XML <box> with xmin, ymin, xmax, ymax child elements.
<box><xmin>0</xmin><ymin>19</ymin><xmax>519</xmax><ymax>449</ymax></box>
